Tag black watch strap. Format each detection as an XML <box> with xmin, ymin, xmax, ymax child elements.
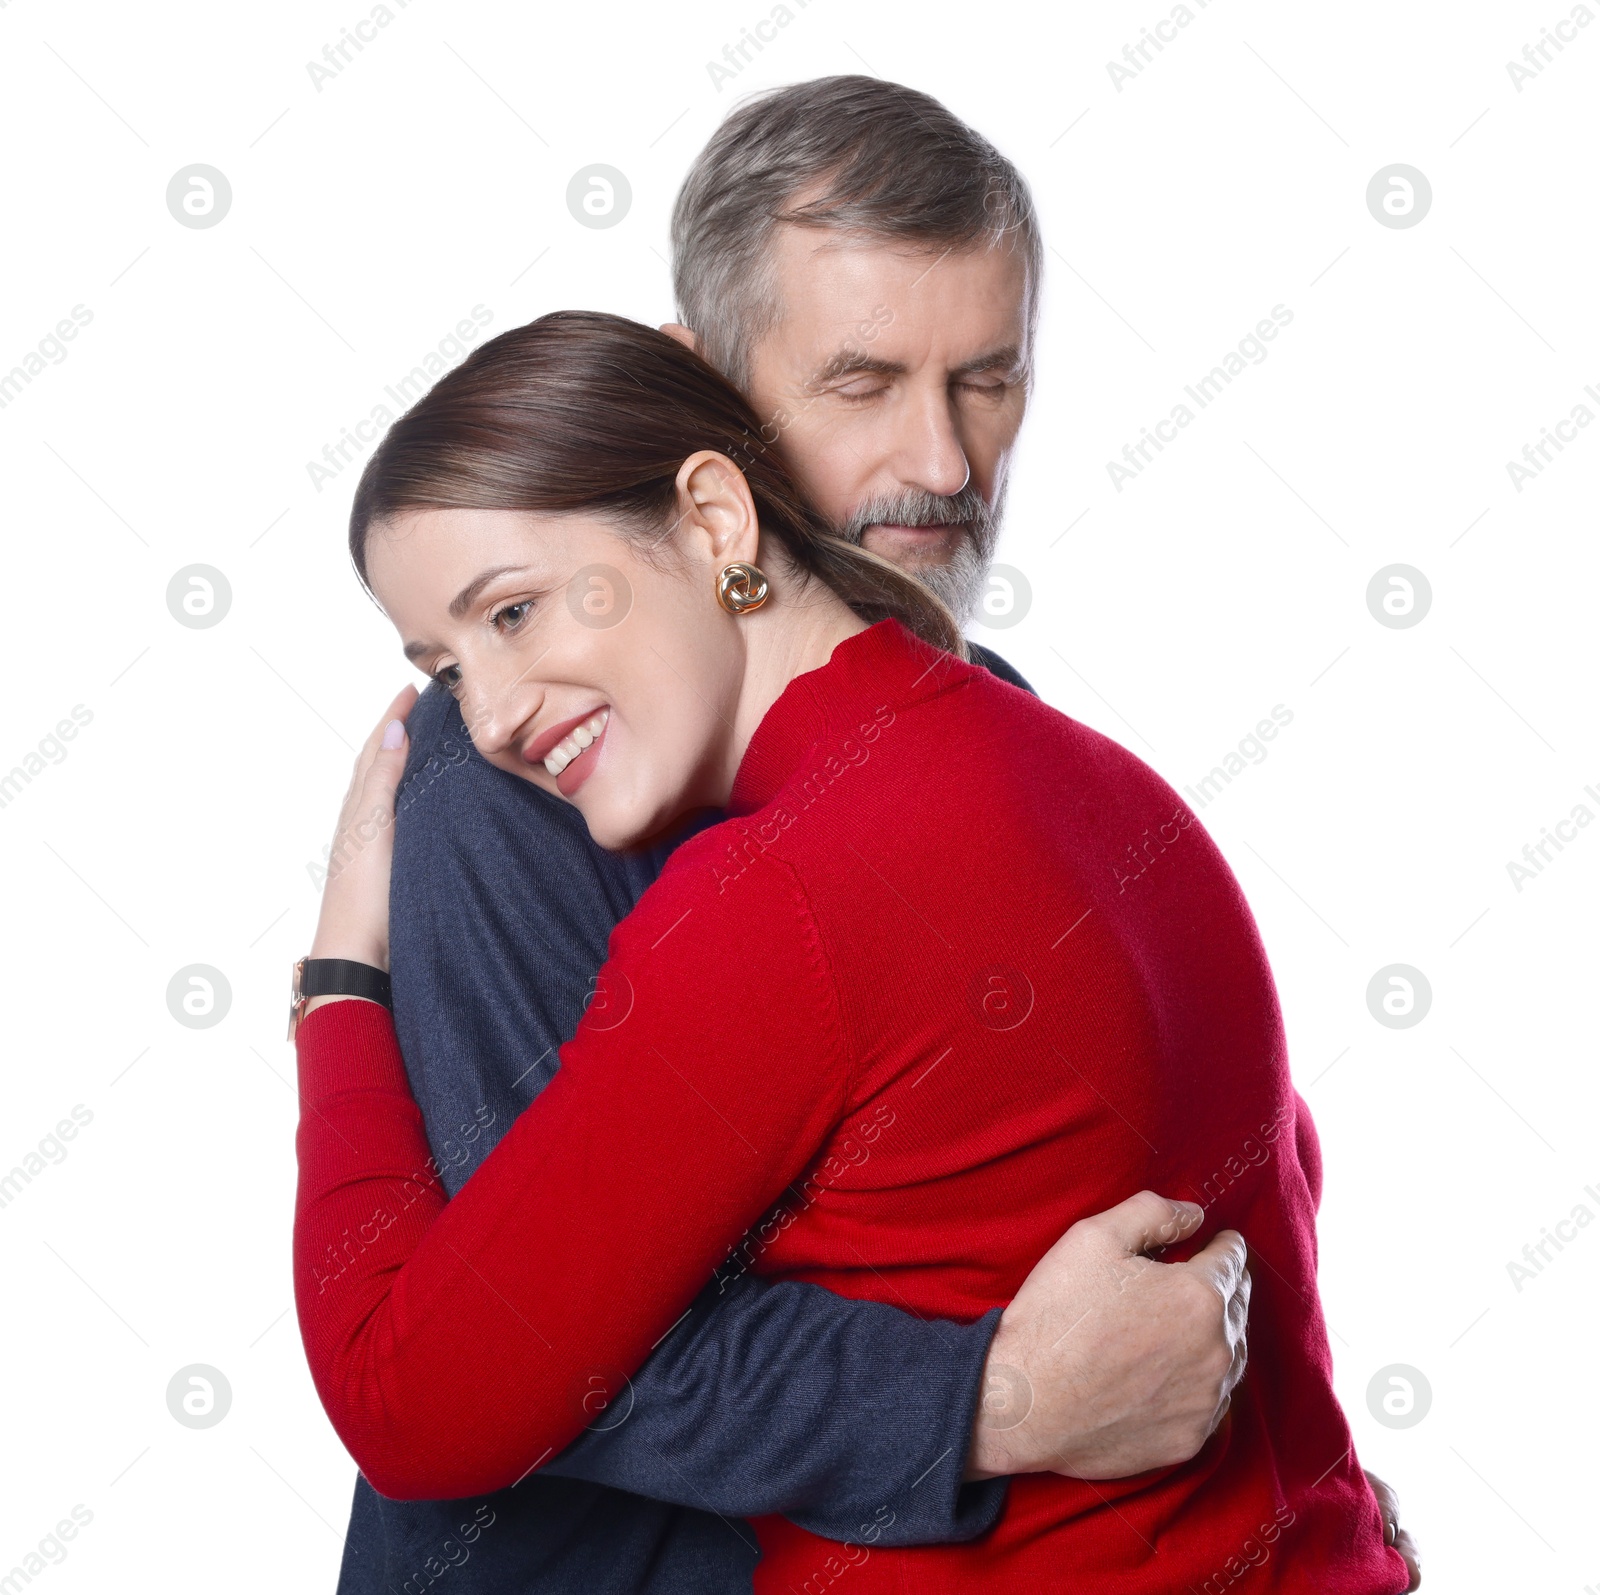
<box><xmin>300</xmin><ymin>958</ymin><xmax>392</xmax><ymax>1008</ymax></box>
<box><xmin>289</xmin><ymin>956</ymin><xmax>393</xmax><ymax>1039</ymax></box>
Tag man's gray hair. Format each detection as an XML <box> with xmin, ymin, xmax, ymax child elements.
<box><xmin>671</xmin><ymin>75</ymin><xmax>1042</xmax><ymax>389</ymax></box>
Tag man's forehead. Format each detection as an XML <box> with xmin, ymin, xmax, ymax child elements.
<box><xmin>761</xmin><ymin>227</ymin><xmax>1029</xmax><ymax>370</ymax></box>
<box><xmin>767</xmin><ymin>222</ymin><xmax>1019</xmax><ymax>293</ymax></box>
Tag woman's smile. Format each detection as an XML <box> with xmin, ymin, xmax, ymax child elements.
<box><xmin>524</xmin><ymin>705</ymin><xmax>611</xmax><ymax>795</ymax></box>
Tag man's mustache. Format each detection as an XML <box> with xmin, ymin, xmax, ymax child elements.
<box><xmin>835</xmin><ymin>487</ymin><xmax>994</xmax><ymax>544</ymax></box>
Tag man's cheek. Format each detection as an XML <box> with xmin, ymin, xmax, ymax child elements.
<box><xmin>778</xmin><ymin>416</ymin><xmax>875</xmax><ymax>527</ymax></box>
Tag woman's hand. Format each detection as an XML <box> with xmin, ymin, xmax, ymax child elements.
<box><xmin>309</xmin><ymin>685</ymin><xmax>418</xmax><ymax>973</ymax></box>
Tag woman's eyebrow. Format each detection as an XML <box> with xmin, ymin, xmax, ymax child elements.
<box><xmin>449</xmin><ymin>564</ymin><xmax>532</xmax><ymax>619</ymax></box>
<box><xmin>400</xmin><ymin>564</ymin><xmax>537</xmax><ymax>662</ymax></box>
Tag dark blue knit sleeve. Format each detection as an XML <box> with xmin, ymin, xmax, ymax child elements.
<box><xmin>543</xmin><ymin>1277</ymin><xmax>1007</xmax><ymax>1544</ymax></box>
<box><xmin>385</xmin><ymin>683</ymin><xmax>1008</xmax><ymax>1547</ymax></box>
<box><xmin>965</xmin><ymin>640</ymin><xmax>1036</xmax><ymax>696</ymax></box>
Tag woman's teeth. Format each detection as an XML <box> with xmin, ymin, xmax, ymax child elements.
<box><xmin>543</xmin><ymin>708</ymin><xmax>609</xmax><ymax>776</ymax></box>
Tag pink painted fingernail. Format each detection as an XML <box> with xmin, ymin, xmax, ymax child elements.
<box><xmin>381</xmin><ymin>719</ymin><xmax>406</xmax><ymax>750</ymax></box>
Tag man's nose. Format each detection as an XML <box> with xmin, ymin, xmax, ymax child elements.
<box><xmin>891</xmin><ymin>386</ymin><xmax>972</xmax><ymax>500</ymax></box>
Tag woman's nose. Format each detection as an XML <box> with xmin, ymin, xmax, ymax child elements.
<box><xmin>459</xmin><ymin>678</ymin><xmax>531</xmax><ymax>758</ymax></box>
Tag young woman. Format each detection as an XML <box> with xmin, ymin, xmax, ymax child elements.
<box><xmin>292</xmin><ymin>310</ymin><xmax>1410</xmax><ymax>1594</ymax></box>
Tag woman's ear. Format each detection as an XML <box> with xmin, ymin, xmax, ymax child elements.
<box><xmin>674</xmin><ymin>450</ymin><xmax>760</xmax><ymax>569</ymax></box>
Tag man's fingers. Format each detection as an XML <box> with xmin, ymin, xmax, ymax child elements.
<box><xmin>1363</xmin><ymin>1471</ymin><xmax>1419</xmax><ymax>1586</ymax></box>
<box><xmin>1207</xmin><ymin>1388</ymin><xmax>1232</xmax><ymax>1439</ymax></box>
<box><xmin>1394</xmin><ymin>1527</ymin><xmax>1421</xmax><ymax>1590</ymax></box>
<box><xmin>1226</xmin><ymin>1263</ymin><xmax>1251</xmax><ymax>1340</ymax></box>
<box><xmin>1186</xmin><ymin>1227</ymin><xmax>1249</xmax><ymax>1300</ymax></box>
<box><xmin>1365</xmin><ymin>1469</ymin><xmax>1398</xmax><ymax>1521</ymax></box>
<box><xmin>1083</xmin><ymin>1190</ymin><xmax>1206</xmax><ymax>1257</ymax></box>
<box><xmin>1222</xmin><ymin>1318</ymin><xmax>1248</xmax><ymax>1398</ymax></box>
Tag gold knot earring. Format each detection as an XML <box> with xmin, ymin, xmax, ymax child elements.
<box><xmin>716</xmin><ymin>560</ymin><xmax>770</xmax><ymax>615</ymax></box>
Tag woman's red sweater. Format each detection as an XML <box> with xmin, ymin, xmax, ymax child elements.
<box><xmin>294</xmin><ymin>617</ymin><xmax>1408</xmax><ymax>1594</ymax></box>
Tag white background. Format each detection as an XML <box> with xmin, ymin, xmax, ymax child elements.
<box><xmin>1</xmin><ymin>0</ymin><xmax>1595</xmax><ymax>1588</ymax></box>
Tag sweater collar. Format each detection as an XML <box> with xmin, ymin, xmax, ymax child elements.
<box><xmin>726</xmin><ymin>618</ymin><xmax>964</xmax><ymax>817</ymax></box>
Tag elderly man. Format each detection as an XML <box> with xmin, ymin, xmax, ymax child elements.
<box><xmin>329</xmin><ymin>74</ymin><xmax>1415</xmax><ymax>1595</ymax></box>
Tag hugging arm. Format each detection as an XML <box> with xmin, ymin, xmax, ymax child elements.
<box><xmin>379</xmin><ymin>694</ymin><xmax>1005</xmax><ymax>1542</ymax></box>
<box><xmin>304</xmin><ymin>684</ymin><xmax>1251</xmax><ymax>1520</ymax></box>
<box><xmin>294</xmin><ymin>866</ymin><xmax>948</xmax><ymax>1503</ymax></box>
<box><xmin>541</xmin><ymin>1272</ymin><xmax>1005</xmax><ymax>1544</ymax></box>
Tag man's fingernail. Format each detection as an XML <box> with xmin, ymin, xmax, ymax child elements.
<box><xmin>381</xmin><ymin>719</ymin><xmax>406</xmax><ymax>750</ymax></box>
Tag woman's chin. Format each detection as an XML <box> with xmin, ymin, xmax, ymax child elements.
<box><xmin>583</xmin><ymin>812</ymin><xmax>650</xmax><ymax>853</ymax></box>
<box><xmin>580</xmin><ymin>795</ymin><xmax>687</xmax><ymax>856</ymax></box>
<box><xmin>496</xmin><ymin>752</ymin><xmax>679</xmax><ymax>854</ymax></box>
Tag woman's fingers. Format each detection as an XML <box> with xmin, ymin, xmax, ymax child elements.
<box><xmin>311</xmin><ymin>685</ymin><xmax>419</xmax><ymax>970</ymax></box>
<box><xmin>350</xmin><ymin>683</ymin><xmax>418</xmax><ymax>826</ymax></box>
<box><xmin>338</xmin><ymin>686</ymin><xmax>418</xmax><ymax>814</ymax></box>
<box><xmin>341</xmin><ymin>684</ymin><xmax>416</xmax><ymax>783</ymax></box>
<box><xmin>361</xmin><ymin>687</ymin><xmax>417</xmax><ymax>802</ymax></box>
<box><xmin>355</xmin><ymin>684</ymin><xmax>419</xmax><ymax>771</ymax></box>
<box><xmin>377</xmin><ymin>682</ymin><xmax>420</xmax><ymax>741</ymax></box>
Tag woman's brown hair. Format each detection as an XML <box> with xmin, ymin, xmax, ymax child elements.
<box><xmin>348</xmin><ymin>310</ymin><xmax>965</xmax><ymax>658</ymax></box>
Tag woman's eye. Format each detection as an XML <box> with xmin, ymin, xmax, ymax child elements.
<box><xmin>433</xmin><ymin>663</ymin><xmax>462</xmax><ymax>692</ymax></box>
<box><xmin>492</xmin><ymin>600</ymin><xmax>533</xmax><ymax>631</ymax></box>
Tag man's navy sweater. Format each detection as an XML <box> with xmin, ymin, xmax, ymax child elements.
<box><xmin>331</xmin><ymin>643</ymin><xmax>1033</xmax><ymax>1594</ymax></box>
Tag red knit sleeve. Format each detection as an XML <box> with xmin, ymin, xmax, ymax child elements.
<box><xmin>292</xmin><ymin>856</ymin><xmax>848</xmax><ymax>1501</ymax></box>
<box><xmin>1291</xmin><ymin>1087</ymin><xmax>1323</xmax><ymax>1212</ymax></box>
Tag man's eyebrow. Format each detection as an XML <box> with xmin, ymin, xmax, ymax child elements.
<box><xmin>401</xmin><ymin>564</ymin><xmax>537</xmax><ymax>662</ymax></box>
<box><xmin>950</xmin><ymin>344</ymin><xmax>1026</xmax><ymax>379</ymax></box>
<box><xmin>808</xmin><ymin>351</ymin><xmax>907</xmax><ymax>387</ymax></box>
<box><xmin>807</xmin><ymin>344</ymin><xmax>1027</xmax><ymax>387</ymax></box>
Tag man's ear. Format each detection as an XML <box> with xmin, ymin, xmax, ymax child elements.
<box><xmin>659</xmin><ymin>322</ymin><xmax>700</xmax><ymax>355</ymax></box>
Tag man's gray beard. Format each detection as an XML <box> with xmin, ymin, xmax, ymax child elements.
<box><xmin>834</xmin><ymin>481</ymin><xmax>1006</xmax><ymax>631</ymax></box>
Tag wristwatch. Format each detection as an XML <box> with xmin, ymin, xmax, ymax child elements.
<box><xmin>288</xmin><ymin>956</ymin><xmax>393</xmax><ymax>1040</ymax></box>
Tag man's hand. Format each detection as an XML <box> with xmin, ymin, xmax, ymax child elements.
<box><xmin>1366</xmin><ymin>1470</ymin><xmax>1421</xmax><ymax>1589</ymax></box>
<box><xmin>966</xmin><ymin>1191</ymin><xmax>1248</xmax><ymax>1480</ymax></box>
